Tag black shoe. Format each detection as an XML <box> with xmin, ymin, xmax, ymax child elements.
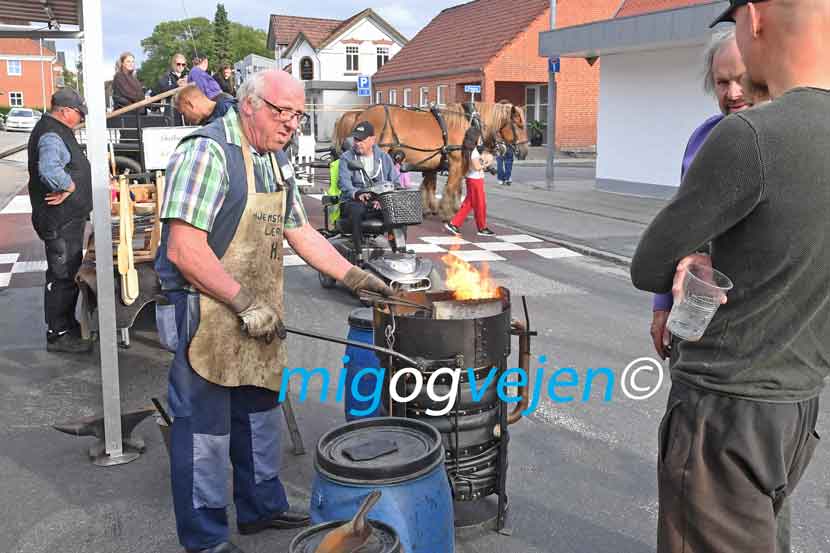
<box><xmin>477</xmin><ymin>228</ymin><xmax>496</xmax><ymax>236</ymax></box>
<box><xmin>505</xmin><ymin>180</ymin><xmax>512</xmax><ymax>186</ymax></box>
<box><xmin>444</xmin><ymin>222</ymin><xmax>460</xmax><ymax>235</ymax></box>
<box><xmin>186</xmin><ymin>542</ymin><xmax>246</xmax><ymax>553</ymax></box>
<box><xmin>46</xmin><ymin>331</ymin><xmax>93</xmax><ymax>353</ymax></box>
<box><xmin>237</xmin><ymin>508</ymin><xmax>311</xmax><ymax>534</ymax></box>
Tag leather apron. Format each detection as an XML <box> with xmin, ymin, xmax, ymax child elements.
<box><xmin>188</xmin><ymin>135</ymin><xmax>287</xmax><ymax>391</ymax></box>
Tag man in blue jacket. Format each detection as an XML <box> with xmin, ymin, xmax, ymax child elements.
<box><xmin>337</xmin><ymin>121</ymin><xmax>399</xmax><ymax>262</ymax></box>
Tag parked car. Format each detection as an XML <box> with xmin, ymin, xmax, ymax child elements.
<box><xmin>5</xmin><ymin>108</ymin><xmax>42</xmax><ymax>132</ymax></box>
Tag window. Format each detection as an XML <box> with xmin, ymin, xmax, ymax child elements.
<box><xmin>376</xmin><ymin>47</ymin><xmax>389</xmax><ymax>70</ymax></box>
<box><xmin>419</xmin><ymin>87</ymin><xmax>429</xmax><ymax>107</ymax></box>
<box><xmin>346</xmin><ymin>46</ymin><xmax>359</xmax><ymax>72</ymax></box>
<box><xmin>9</xmin><ymin>92</ymin><xmax>23</xmax><ymax>107</ymax></box>
<box><xmin>436</xmin><ymin>85</ymin><xmax>447</xmax><ymax>106</ymax></box>
<box><xmin>7</xmin><ymin>60</ymin><xmax>22</xmax><ymax>76</ymax></box>
<box><xmin>403</xmin><ymin>88</ymin><xmax>411</xmax><ymax>107</ymax></box>
<box><xmin>389</xmin><ymin>89</ymin><xmax>397</xmax><ymax>105</ymax></box>
<box><xmin>300</xmin><ymin>57</ymin><xmax>314</xmax><ymax>80</ymax></box>
<box><xmin>375</xmin><ymin>90</ymin><xmax>383</xmax><ymax>104</ymax></box>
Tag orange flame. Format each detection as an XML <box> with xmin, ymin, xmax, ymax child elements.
<box><xmin>441</xmin><ymin>251</ymin><xmax>501</xmax><ymax>300</ymax></box>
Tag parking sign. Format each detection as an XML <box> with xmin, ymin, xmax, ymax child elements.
<box><xmin>357</xmin><ymin>75</ymin><xmax>371</xmax><ymax>97</ymax></box>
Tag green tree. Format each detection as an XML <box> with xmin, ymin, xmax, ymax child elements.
<box><xmin>62</xmin><ymin>67</ymin><xmax>78</xmax><ymax>90</ymax></box>
<box><xmin>137</xmin><ymin>15</ymin><xmax>272</xmax><ymax>92</ymax></box>
<box><xmin>213</xmin><ymin>4</ymin><xmax>231</xmax><ymax>66</ymax></box>
<box><xmin>137</xmin><ymin>17</ymin><xmax>213</xmax><ymax>89</ymax></box>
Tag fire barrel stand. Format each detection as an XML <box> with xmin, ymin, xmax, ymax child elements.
<box><xmin>373</xmin><ymin>287</ymin><xmax>534</xmax><ymax>532</ymax></box>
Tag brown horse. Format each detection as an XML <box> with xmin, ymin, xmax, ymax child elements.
<box><xmin>354</xmin><ymin>102</ymin><xmax>528</xmax><ymax>220</ymax></box>
<box><xmin>332</xmin><ymin>110</ymin><xmax>363</xmax><ymax>154</ymax></box>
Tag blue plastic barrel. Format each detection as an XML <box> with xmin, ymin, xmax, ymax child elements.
<box><xmin>311</xmin><ymin>417</ymin><xmax>455</xmax><ymax>553</ymax></box>
<box><xmin>344</xmin><ymin>308</ymin><xmax>383</xmax><ymax>420</ymax></box>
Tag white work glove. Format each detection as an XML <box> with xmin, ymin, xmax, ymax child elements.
<box><xmin>229</xmin><ymin>288</ymin><xmax>287</xmax><ymax>343</ymax></box>
<box><xmin>342</xmin><ymin>266</ymin><xmax>395</xmax><ymax>297</ymax></box>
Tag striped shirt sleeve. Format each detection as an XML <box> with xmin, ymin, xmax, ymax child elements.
<box><xmin>160</xmin><ymin>137</ymin><xmax>228</xmax><ymax>232</ymax></box>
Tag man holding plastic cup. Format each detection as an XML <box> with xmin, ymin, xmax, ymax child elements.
<box><xmin>631</xmin><ymin>1</ymin><xmax>829</xmax><ymax>551</ymax></box>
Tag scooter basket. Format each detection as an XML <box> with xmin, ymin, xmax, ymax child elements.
<box><xmin>378</xmin><ymin>190</ymin><xmax>423</xmax><ymax>225</ymax></box>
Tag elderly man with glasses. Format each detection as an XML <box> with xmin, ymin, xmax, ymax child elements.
<box><xmin>26</xmin><ymin>87</ymin><xmax>93</xmax><ymax>354</ymax></box>
<box><xmin>155</xmin><ymin>69</ymin><xmax>392</xmax><ymax>553</ymax></box>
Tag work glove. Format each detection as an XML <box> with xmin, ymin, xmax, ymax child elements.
<box><xmin>342</xmin><ymin>266</ymin><xmax>395</xmax><ymax>297</ymax></box>
<box><xmin>229</xmin><ymin>288</ymin><xmax>287</xmax><ymax>343</ymax></box>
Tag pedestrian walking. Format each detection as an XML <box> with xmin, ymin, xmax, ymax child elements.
<box><xmin>444</xmin><ymin>127</ymin><xmax>495</xmax><ymax>236</ymax></box>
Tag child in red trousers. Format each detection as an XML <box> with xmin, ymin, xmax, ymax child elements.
<box><xmin>445</xmin><ymin>127</ymin><xmax>495</xmax><ymax>236</ymax></box>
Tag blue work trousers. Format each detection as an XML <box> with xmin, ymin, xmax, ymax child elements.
<box><xmin>497</xmin><ymin>149</ymin><xmax>514</xmax><ymax>181</ymax></box>
<box><xmin>165</xmin><ymin>291</ymin><xmax>289</xmax><ymax>551</ymax></box>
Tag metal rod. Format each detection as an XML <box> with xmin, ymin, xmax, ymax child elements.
<box><xmin>83</xmin><ymin>0</ymin><xmax>124</xmax><ymax>460</ymax></box>
<box><xmin>284</xmin><ymin>326</ymin><xmax>422</xmax><ymax>370</ymax></box>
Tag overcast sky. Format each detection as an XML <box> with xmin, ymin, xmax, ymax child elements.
<box><xmin>57</xmin><ymin>0</ymin><xmax>468</xmax><ymax>77</ymax></box>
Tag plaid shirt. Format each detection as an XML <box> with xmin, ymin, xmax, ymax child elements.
<box><xmin>160</xmin><ymin>108</ymin><xmax>307</xmax><ymax>232</ymax></box>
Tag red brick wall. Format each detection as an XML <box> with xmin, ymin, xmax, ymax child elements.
<box><xmin>0</xmin><ymin>58</ymin><xmax>57</xmax><ymax>110</ymax></box>
<box><xmin>373</xmin><ymin>0</ymin><xmax>619</xmax><ymax>150</ymax></box>
<box><xmin>484</xmin><ymin>0</ymin><xmax>618</xmax><ymax>150</ymax></box>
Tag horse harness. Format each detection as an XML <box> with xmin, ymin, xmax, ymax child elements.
<box><xmin>377</xmin><ymin>104</ymin><xmax>461</xmax><ymax>171</ymax></box>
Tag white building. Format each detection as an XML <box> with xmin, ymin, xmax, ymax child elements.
<box><xmin>540</xmin><ymin>0</ymin><xmax>730</xmax><ymax>198</ymax></box>
<box><xmin>267</xmin><ymin>9</ymin><xmax>407</xmax><ymax>142</ymax></box>
<box><xmin>234</xmin><ymin>53</ymin><xmax>278</xmax><ymax>84</ymax></box>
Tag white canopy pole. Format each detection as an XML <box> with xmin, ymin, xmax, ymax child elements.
<box><xmin>80</xmin><ymin>0</ymin><xmax>136</xmax><ymax>466</ymax></box>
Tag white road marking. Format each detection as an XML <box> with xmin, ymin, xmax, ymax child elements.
<box><xmin>474</xmin><ymin>241</ymin><xmax>527</xmax><ymax>252</ymax></box>
<box><xmin>406</xmin><ymin>243</ymin><xmax>447</xmax><ymax>253</ymax></box>
<box><xmin>0</xmin><ymin>195</ymin><xmax>31</xmax><ymax>215</ymax></box>
<box><xmin>0</xmin><ymin>253</ymin><xmax>21</xmax><ymax>264</ymax></box>
<box><xmin>420</xmin><ymin>235</ymin><xmax>470</xmax><ymax>245</ymax></box>
<box><xmin>0</xmin><ymin>273</ymin><xmax>10</xmax><ymax>287</ymax></box>
<box><xmin>283</xmin><ymin>255</ymin><xmax>307</xmax><ymax>267</ymax></box>
<box><xmin>306</xmin><ymin>194</ymin><xmax>324</xmax><ymax>201</ymax></box>
<box><xmin>12</xmin><ymin>260</ymin><xmax>48</xmax><ymax>273</ymax></box>
<box><xmin>449</xmin><ymin>250</ymin><xmax>506</xmax><ymax>263</ymax></box>
<box><xmin>496</xmin><ymin>234</ymin><xmax>544</xmax><ymax>243</ymax></box>
<box><xmin>529</xmin><ymin>247</ymin><xmax>583</xmax><ymax>259</ymax></box>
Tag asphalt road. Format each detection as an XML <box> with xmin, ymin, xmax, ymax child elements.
<box><xmin>0</xmin><ymin>161</ymin><xmax>828</xmax><ymax>553</ymax></box>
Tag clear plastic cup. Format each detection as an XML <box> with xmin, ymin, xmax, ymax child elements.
<box><xmin>666</xmin><ymin>263</ymin><xmax>733</xmax><ymax>341</ymax></box>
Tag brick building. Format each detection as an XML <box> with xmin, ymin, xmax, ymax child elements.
<box><xmin>541</xmin><ymin>0</ymin><xmax>726</xmax><ymax>197</ymax></box>
<box><xmin>371</xmin><ymin>0</ymin><xmax>618</xmax><ymax>150</ymax></box>
<box><xmin>0</xmin><ymin>38</ymin><xmax>63</xmax><ymax>110</ymax></box>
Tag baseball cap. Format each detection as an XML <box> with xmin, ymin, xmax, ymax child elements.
<box><xmin>52</xmin><ymin>87</ymin><xmax>88</xmax><ymax>118</ymax></box>
<box><xmin>351</xmin><ymin>121</ymin><xmax>375</xmax><ymax>141</ymax></box>
<box><xmin>710</xmin><ymin>0</ymin><xmax>768</xmax><ymax>28</ymax></box>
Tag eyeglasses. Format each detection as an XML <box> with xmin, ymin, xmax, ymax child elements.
<box><xmin>258</xmin><ymin>95</ymin><xmax>309</xmax><ymax>125</ymax></box>
<box><xmin>175</xmin><ymin>63</ymin><xmax>186</xmax><ymax>67</ymax></box>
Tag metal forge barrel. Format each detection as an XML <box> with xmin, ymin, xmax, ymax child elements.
<box><xmin>372</xmin><ymin>287</ymin><xmax>533</xmax><ymax>531</ymax></box>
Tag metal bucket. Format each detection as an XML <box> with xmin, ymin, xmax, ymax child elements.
<box><xmin>289</xmin><ymin>519</ymin><xmax>402</xmax><ymax>553</ymax></box>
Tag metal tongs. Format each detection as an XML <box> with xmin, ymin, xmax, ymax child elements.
<box><xmin>358</xmin><ymin>290</ymin><xmax>433</xmax><ymax>313</ymax></box>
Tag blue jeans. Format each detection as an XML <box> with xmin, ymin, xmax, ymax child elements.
<box><xmin>497</xmin><ymin>150</ymin><xmax>514</xmax><ymax>181</ymax></box>
<box><xmin>166</xmin><ymin>291</ymin><xmax>289</xmax><ymax>551</ymax></box>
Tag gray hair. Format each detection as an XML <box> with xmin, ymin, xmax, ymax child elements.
<box><xmin>703</xmin><ymin>29</ymin><xmax>736</xmax><ymax>95</ymax></box>
<box><xmin>236</xmin><ymin>71</ymin><xmax>267</xmax><ymax>110</ymax></box>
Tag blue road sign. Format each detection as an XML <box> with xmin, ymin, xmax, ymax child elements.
<box><xmin>464</xmin><ymin>84</ymin><xmax>482</xmax><ymax>94</ymax></box>
<box><xmin>549</xmin><ymin>57</ymin><xmax>561</xmax><ymax>73</ymax></box>
<box><xmin>357</xmin><ymin>75</ymin><xmax>371</xmax><ymax>97</ymax></box>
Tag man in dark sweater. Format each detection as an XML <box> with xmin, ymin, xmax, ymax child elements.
<box><xmin>630</xmin><ymin>1</ymin><xmax>828</xmax><ymax>551</ymax></box>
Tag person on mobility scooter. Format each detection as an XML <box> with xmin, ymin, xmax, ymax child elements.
<box><xmin>318</xmin><ymin>122</ymin><xmax>434</xmax><ymax>293</ymax></box>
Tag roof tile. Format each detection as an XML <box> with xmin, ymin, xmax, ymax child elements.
<box><xmin>373</xmin><ymin>0</ymin><xmax>548</xmax><ymax>82</ymax></box>
<box><xmin>269</xmin><ymin>15</ymin><xmax>344</xmax><ymax>49</ymax></box>
<box><xmin>0</xmin><ymin>38</ymin><xmax>56</xmax><ymax>57</ymax></box>
<box><xmin>615</xmin><ymin>0</ymin><xmax>717</xmax><ymax>18</ymax></box>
